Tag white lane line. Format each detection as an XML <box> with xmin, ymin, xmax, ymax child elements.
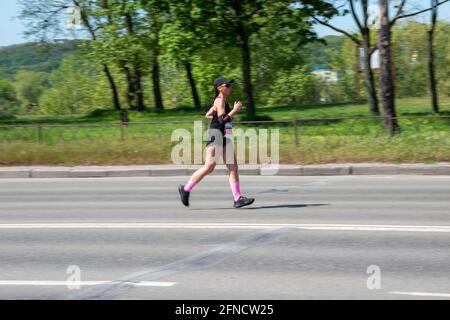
<box><xmin>0</xmin><ymin>280</ymin><xmax>176</xmax><ymax>287</ymax></box>
<box><xmin>390</xmin><ymin>291</ymin><xmax>450</xmax><ymax>298</ymax></box>
<box><xmin>0</xmin><ymin>223</ymin><xmax>449</xmax><ymax>233</ymax></box>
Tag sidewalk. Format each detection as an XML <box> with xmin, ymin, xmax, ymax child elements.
<box><xmin>1</xmin><ymin>163</ymin><xmax>450</xmax><ymax>178</ymax></box>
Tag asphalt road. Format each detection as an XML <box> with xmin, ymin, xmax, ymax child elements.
<box><xmin>0</xmin><ymin>175</ymin><xmax>449</xmax><ymax>300</ymax></box>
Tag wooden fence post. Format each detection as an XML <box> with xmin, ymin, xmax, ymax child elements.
<box><xmin>37</xmin><ymin>125</ymin><xmax>43</xmax><ymax>143</ymax></box>
<box><xmin>120</xmin><ymin>122</ymin><xmax>125</xmax><ymax>142</ymax></box>
<box><xmin>293</xmin><ymin>116</ymin><xmax>299</xmax><ymax>147</ymax></box>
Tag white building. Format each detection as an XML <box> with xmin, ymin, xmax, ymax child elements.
<box><xmin>311</xmin><ymin>66</ymin><xmax>338</xmax><ymax>82</ymax></box>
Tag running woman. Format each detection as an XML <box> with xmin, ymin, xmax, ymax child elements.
<box><xmin>178</xmin><ymin>77</ymin><xmax>255</xmax><ymax>208</ymax></box>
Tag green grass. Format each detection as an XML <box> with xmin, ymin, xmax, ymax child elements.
<box><xmin>257</xmin><ymin>96</ymin><xmax>450</xmax><ymax>119</ymax></box>
<box><xmin>2</xmin><ymin>96</ymin><xmax>449</xmax><ymax>125</ymax></box>
<box><xmin>1</xmin><ymin>96</ymin><xmax>449</xmax><ymax>165</ymax></box>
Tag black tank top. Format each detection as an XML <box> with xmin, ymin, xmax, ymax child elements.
<box><xmin>209</xmin><ymin>99</ymin><xmax>232</xmax><ymax>133</ymax></box>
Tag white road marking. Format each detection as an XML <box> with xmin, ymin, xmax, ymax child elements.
<box><xmin>390</xmin><ymin>291</ymin><xmax>450</xmax><ymax>298</ymax></box>
<box><xmin>0</xmin><ymin>280</ymin><xmax>176</xmax><ymax>287</ymax></box>
<box><xmin>0</xmin><ymin>223</ymin><xmax>449</xmax><ymax>233</ymax></box>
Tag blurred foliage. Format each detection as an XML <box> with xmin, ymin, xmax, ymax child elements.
<box><xmin>1</xmin><ymin>3</ymin><xmax>449</xmax><ymax>118</ymax></box>
<box><xmin>0</xmin><ymin>79</ymin><xmax>20</xmax><ymax>117</ymax></box>
<box><xmin>393</xmin><ymin>21</ymin><xmax>450</xmax><ymax>99</ymax></box>
<box><xmin>0</xmin><ymin>41</ymin><xmax>79</xmax><ymax>79</ymax></box>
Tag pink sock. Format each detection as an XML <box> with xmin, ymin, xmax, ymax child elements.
<box><xmin>230</xmin><ymin>181</ymin><xmax>241</xmax><ymax>201</ymax></box>
<box><xmin>183</xmin><ymin>178</ymin><xmax>197</xmax><ymax>192</ymax></box>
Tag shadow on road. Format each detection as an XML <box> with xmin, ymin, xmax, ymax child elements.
<box><xmin>191</xmin><ymin>204</ymin><xmax>329</xmax><ymax>210</ymax></box>
<box><xmin>245</xmin><ymin>203</ymin><xmax>330</xmax><ymax>209</ymax></box>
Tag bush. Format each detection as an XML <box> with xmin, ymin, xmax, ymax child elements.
<box><xmin>261</xmin><ymin>66</ymin><xmax>321</xmax><ymax>106</ymax></box>
<box><xmin>0</xmin><ymin>79</ymin><xmax>20</xmax><ymax>117</ymax></box>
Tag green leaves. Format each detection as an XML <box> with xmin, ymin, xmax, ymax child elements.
<box><xmin>38</xmin><ymin>55</ymin><xmax>118</xmax><ymax>115</ymax></box>
<box><xmin>14</xmin><ymin>70</ymin><xmax>48</xmax><ymax>109</ymax></box>
<box><xmin>261</xmin><ymin>65</ymin><xmax>321</xmax><ymax>106</ymax></box>
<box><xmin>0</xmin><ymin>79</ymin><xmax>20</xmax><ymax>117</ymax></box>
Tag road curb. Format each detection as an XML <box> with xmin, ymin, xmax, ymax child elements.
<box><xmin>1</xmin><ymin>163</ymin><xmax>450</xmax><ymax>178</ymax></box>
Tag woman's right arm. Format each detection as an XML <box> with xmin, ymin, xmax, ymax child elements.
<box><xmin>215</xmin><ymin>98</ymin><xmax>241</xmax><ymax>123</ymax></box>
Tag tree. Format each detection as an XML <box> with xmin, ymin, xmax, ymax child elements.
<box><xmin>327</xmin><ymin>36</ymin><xmax>359</xmax><ymax>102</ymax></box>
<box><xmin>99</xmin><ymin>0</ymin><xmax>169</xmax><ymax>112</ymax></box>
<box><xmin>313</xmin><ymin>0</ymin><xmax>380</xmax><ymax>115</ymax></box>
<box><xmin>195</xmin><ymin>0</ymin><xmax>336</xmax><ymax>118</ymax></box>
<box><xmin>141</xmin><ymin>0</ymin><xmax>170</xmax><ymax>112</ymax></box>
<box><xmin>435</xmin><ymin>22</ymin><xmax>450</xmax><ymax>98</ymax></box>
<box><xmin>39</xmin><ymin>55</ymin><xmax>114</xmax><ymax>114</ymax></box>
<box><xmin>392</xmin><ymin>22</ymin><xmax>428</xmax><ymax>98</ymax></box>
<box><xmin>86</xmin><ymin>0</ymin><xmax>144</xmax><ymax>111</ymax></box>
<box><xmin>0</xmin><ymin>80</ymin><xmax>19</xmax><ymax>117</ymax></box>
<box><xmin>18</xmin><ymin>0</ymin><xmax>123</xmax><ymax>111</ymax></box>
<box><xmin>159</xmin><ymin>0</ymin><xmax>211</xmax><ymax>110</ymax></box>
<box><xmin>14</xmin><ymin>70</ymin><xmax>48</xmax><ymax>112</ymax></box>
<box><xmin>251</xmin><ymin>15</ymin><xmax>344</xmax><ymax>104</ymax></box>
<box><xmin>378</xmin><ymin>0</ymin><xmax>449</xmax><ymax>134</ymax></box>
<box><xmin>119</xmin><ymin>0</ymin><xmax>147</xmax><ymax>111</ymax></box>
<box><xmin>261</xmin><ymin>65</ymin><xmax>321</xmax><ymax>106</ymax></box>
<box><xmin>74</xmin><ymin>0</ymin><xmax>123</xmax><ymax>111</ymax></box>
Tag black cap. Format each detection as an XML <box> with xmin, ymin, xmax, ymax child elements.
<box><xmin>213</xmin><ymin>77</ymin><xmax>234</xmax><ymax>89</ymax></box>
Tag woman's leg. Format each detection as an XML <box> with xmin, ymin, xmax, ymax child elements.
<box><xmin>223</xmin><ymin>140</ymin><xmax>255</xmax><ymax>207</ymax></box>
<box><xmin>179</xmin><ymin>144</ymin><xmax>221</xmax><ymax>207</ymax></box>
<box><xmin>223</xmin><ymin>142</ymin><xmax>241</xmax><ymax>201</ymax></box>
<box><xmin>183</xmin><ymin>144</ymin><xmax>218</xmax><ymax>192</ymax></box>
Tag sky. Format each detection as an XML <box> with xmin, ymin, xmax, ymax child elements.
<box><xmin>1</xmin><ymin>0</ymin><xmax>450</xmax><ymax>47</ymax></box>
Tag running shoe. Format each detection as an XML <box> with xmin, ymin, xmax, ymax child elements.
<box><xmin>234</xmin><ymin>196</ymin><xmax>255</xmax><ymax>208</ymax></box>
<box><xmin>178</xmin><ymin>184</ymin><xmax>190</xmax><ymax>207</ymax></box>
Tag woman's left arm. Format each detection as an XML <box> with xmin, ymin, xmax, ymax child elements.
<box><xmin>205</xmin><ymin>106</ymin><xmax>214</xmax><ymax>118</ymax></box>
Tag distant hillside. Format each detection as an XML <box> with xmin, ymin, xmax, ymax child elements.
<box><xmin>0</xmin><ymin>40</ymin><xmax>81</xmax><ymax>80</ymax></box>
<box><xmin>0</xmin><ymin>35</ymin><xmax>345</xmax><ymax>82</ymax></box>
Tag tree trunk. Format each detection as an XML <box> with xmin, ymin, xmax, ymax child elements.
<box><xmin>152</xmin><ymin>56</ymin><xmax>164</xmax><ymax>112</ymax></box>
<box><xmin>428</xmin><ymin>0</ymin><xmax>439</xmax><ymax>113</ymax></box>
<box><xmin>360</xmin><ymin>0</ymin><xmax>379</xmax><ymax>115</ymax></box>
<box><xmin>133</xmin><ymin>67</ymin><xmax>145</xmax><ymax>112</ymax></box>
<box><xmin>122</xmin><ymin>65</ymin><xmax>135</xmax><ymax>109</ymax></box>
<box><xmin>237</xmin><ymin>27</ymin><xmax>256</xmax><ymax>118</ymax></box>
<box><xmin>378</xmin><ymin>0</ymin><xmax>400</xmax><ymax>135</ymax></box>
<box><xmin>184</xmin><ymin>62</ymin><xmax>202</xmax><ymax>109</ymax></box>
<box><xmin>123</xmin><ymin>10</ymin><xmax>145</xmax><ymax>112</ymax></box>
<box><xmin>102</xmin><ymin>64</ymin><xmax>122</xmax><ymax>111</ymax></box>
<box><xmin>362</xmin><ymin>35</ymin><xmax>380</xmax><ymax>115</ymax></box>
